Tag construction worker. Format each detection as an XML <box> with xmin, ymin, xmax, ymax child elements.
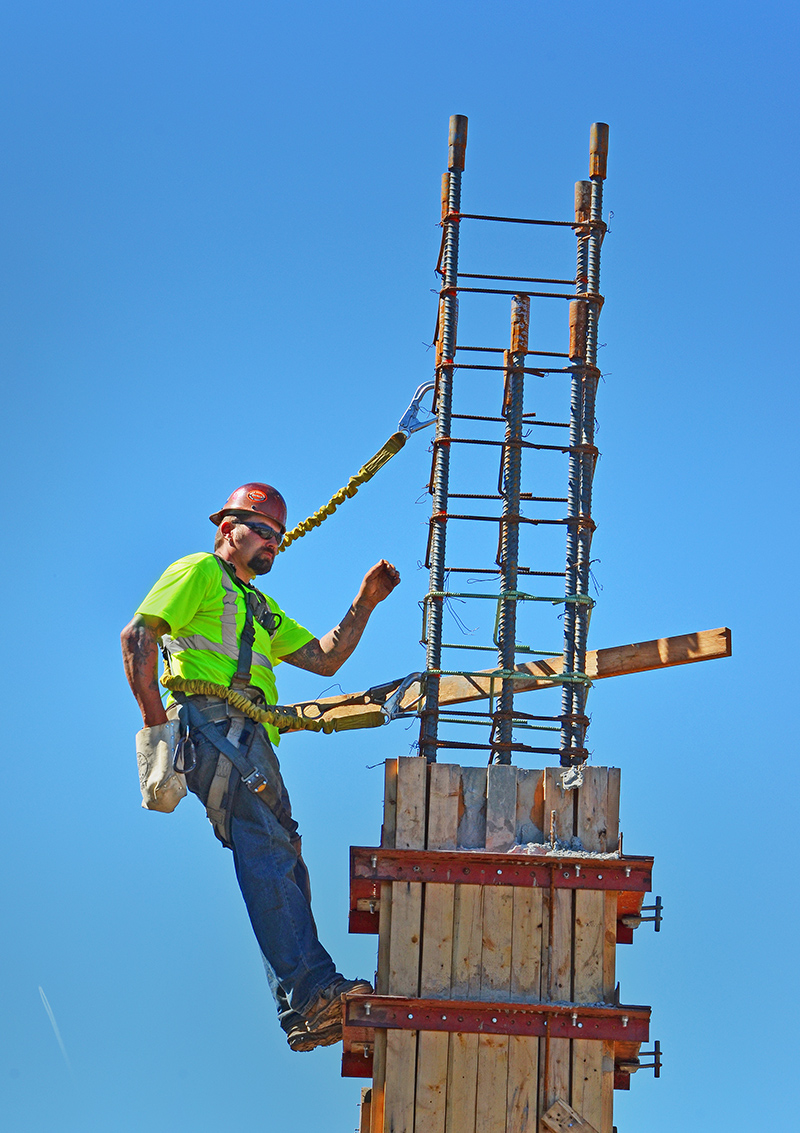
<box><xmin>120</xmin><ymin>483</ymin><xmax>400</xmax><ymax>1051</ymax></box>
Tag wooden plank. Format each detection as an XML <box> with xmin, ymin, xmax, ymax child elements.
<box><xmin>360</xmin><ymin>1087</ymin><xmax>373</xmax><ymax>1133</ymax></box>
<box><xmin>571</xmin><ymin>770</ymin><xmax>618</xmax><ymax>1133</ymax></box>
<box><xmin>416</xmin><ymin>765</ymin><xmax>461</xmax><ymax>1133</ymax></box>
<box><xmin>515</xmin><ymin>768</ymin><xmax>544</xmax><ymax>846</ymax></box>
<box><xmin>384</xmin><ymin>756</ymin><xmax>428</xmax><ymax>1133</ymax></box>
<box><xmin>371</xmin><ymin>760</ymin><xmax>398</xmax><ymax>1133</ymax></box>
<box><xmin>507</xmin><ymin>880</ymin><xmax>542</xmax><ymax>1132</ymax></box>
<box><xmin>542</xmin><ymin>769</ymin><xmax>575</xmax><ymax>1117</ymax></box>
<box><xmin>287</xmin><ymin>628</ymin><xmax>731</xmax><ymax>724</ymax></box>
<box><xmin>446</xmin><ymin>767</ymin><xmax>486</xmax><ymax>1133</ymax></box>
<box><xmin>541</xmin><ymin>1098</ymin><xmax>598</xmax><ymax>1133</ymax></box>
<box><xmin>475</xmin><ymin>885</ymin><xmax>514</xmax><ymax>1133</ymax></box>
<box><xmin>457</xmin><ymin>766</ymin><xmax>487</xmax><ymax>848</ymax></box>
<box><xmin>486</xmin><ymin>764</ymin><xmax>518</xmax><ymax>853</ymax></box>
<box><xmin>601</xmin><ymin>769</ymin><xmax>619</xmax><ymax>1133</ymax></box>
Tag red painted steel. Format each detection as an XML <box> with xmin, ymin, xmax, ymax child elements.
<box><xmin>344</xmin><ymin>994</ymin><xmax>650</xmax><ymax>1043</ymax></box>
<box><xmin>350</xmin><ymin>846</ymin><xmax>652</xmax><ymax>893</ymax></box>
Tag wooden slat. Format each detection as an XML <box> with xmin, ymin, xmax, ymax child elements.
<box><xmin>360</xmin><ymin>1087</ymin><xmax>373</xmax><ymax>1133</ymax></box>
<box><xmin>457</xmin><ymin>766</ymin><xmax>487</xmax><ymax>848</ymax></box>
<box><xmin>486</xmin><ymin>764</ymin><xmax>518</xmax><ymax>853</ymax></box>
<box><xmin>571</xmin><ymin>771</ymin><xmax>608</xmax><ymax>1133</ymax></box>
<box><xmin>601</xmin><ymin>768</ymin><xmax>620</xmax><ymax>1133</ymax></box>
<box><xmin>515</xmin><ymin>768</ymin><xmax>544</xmax><ymax>846</ymax></box>
<box><xmin>506</xmin><ymin>842</ymin><xmax>542</xmax><ymax>1133</ymax></box>
<box><xmin>288</xmin><ymin>628</ymin><xmax>731</xmax><ymax>725</ymax></box>
<box><xmin>416</xmin><ymin>765</ymin><xmax>461</xmax><ymax>1133</ymax></box>
<box><xmin>475</xmin><ymin>884</ymin><xmax>514</xmax><ymax>1133</ymax></box>
<box><xmin>542</xmin><ymin>769</ymin><xmax>575</xmax><ymax>1116</ymax></box>
<box><xmin>383</xmin><ymin>757</ymin><xmax>428</xmax><ymax>1133</ymax></box>
<box><xmin>371</xmin><ymin>760</ymin><xmax>398</xmax><ymax>1133</ymax></box>
<box><xmin>475</xmin><ymin>765</ymin><xmax>517</xmax><ymax>1133</ymax></box>
<box><xmin>541</xmin><ymin>1098</ymin><xmax>599</xmax><ymax>1133</ymax></box>
<box><xmin>445</xmin><ymin>768</ymin><xmax>486</xmax><ymax>1133</ymax></box>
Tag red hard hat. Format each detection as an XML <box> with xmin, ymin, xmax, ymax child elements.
<box><xmin>209</xmin><ymin>483</ymin><xmax>288</xmax><ymax>534</ymax></box>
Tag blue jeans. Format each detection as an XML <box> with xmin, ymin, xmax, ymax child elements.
<box><xmin>181</xmin><ymin>697</ymin><xmax>341</xmax><ymax>1030</ymax></box>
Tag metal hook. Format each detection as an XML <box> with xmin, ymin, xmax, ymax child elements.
<box><xmin>398</xmin><ymin>382</ymin><xmax>436</xmax><ymax>435</ymax></box>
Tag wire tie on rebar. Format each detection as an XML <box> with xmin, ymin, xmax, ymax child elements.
<box><xmin>576</xmin><ymin>290</ymin><xmax>605</xmax><ymax>309</ymax></box>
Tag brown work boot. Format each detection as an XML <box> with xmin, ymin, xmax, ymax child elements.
<box><xmin>286</xmin><ymin>1018</ymin><xmax>343</xmax><ymax>1053</ymax></box>
<box><xmin>304</xmin><ymin>977</ymin><xmax>373</xmax><ymax>1034</ymax></box>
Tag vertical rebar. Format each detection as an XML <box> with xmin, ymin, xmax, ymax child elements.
<box><xmin>561</xmin><ymin>181</ymin><xmax>592</xmax><ymax>762</ymax></box>
<box><xmin>420</xmin><ymin>114</ymin><xmax>467</xmax><ymax>763</ymax></box>
<box><xmin>560</xmin><ymin>124</ymin><xmax>607</xmax><ymax>765</ymax></box>
<box><xmin>493</xmin><ymin>295</ymin><xmax>529</xmax><ymax>765</ymax></box>
<box><xmin>571</xmin><ymin>129</ymin><xmax>607</xmax><ymax>752</ymax></box>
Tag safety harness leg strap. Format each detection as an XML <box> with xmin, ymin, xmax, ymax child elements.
<box><xmin>176</xmin><ymin>697</ymin><xmax>298</xmax><ymax>839</ymax></box>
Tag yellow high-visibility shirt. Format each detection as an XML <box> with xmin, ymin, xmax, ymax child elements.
<box><xmin>136</xmin><ymin>552</ymin><xmax>314</xmax><ymax>745</ymax></box>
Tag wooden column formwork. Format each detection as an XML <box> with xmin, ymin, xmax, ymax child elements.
<box><xmin>352</xmin><ymin>757</ymin><xmax>634</xmax><ymax>1133</ymax></box>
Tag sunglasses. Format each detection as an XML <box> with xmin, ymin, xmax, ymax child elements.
<box><xmin>237</xmin><ymin>519</ymin><xmax>283</xmax><ymax>546</ymax></box>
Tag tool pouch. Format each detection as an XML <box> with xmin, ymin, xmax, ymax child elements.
<box><xmin>135</xmin><ymin>720</ymin><xmax>187</xmax><ymax>812</ymax></box>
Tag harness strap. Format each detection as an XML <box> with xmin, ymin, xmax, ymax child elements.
<box><xmin>213</xmin><ymin>556</ymin><xmax>282</xmax><ymax>691</ymax></box>
<box><xmin>176</xmin><ymin>695</ymin><xmax>298</xmax><ymax>839</ymax></box>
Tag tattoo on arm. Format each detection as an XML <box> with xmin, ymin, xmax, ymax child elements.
<box><xmin>282</xmin><ymin>601</ymin><xmax>375</xmax><ymax>676</ymax></box>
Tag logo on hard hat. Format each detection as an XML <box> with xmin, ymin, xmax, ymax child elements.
<box><xmin>248</xmin><ymin>490</ymin><xmax>267</xmax><ymax>502</ymax></box>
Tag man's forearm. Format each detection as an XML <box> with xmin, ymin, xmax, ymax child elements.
<box><xmin>121</xmin><ymin>618</ymin><xmax>169</xmax><ymax>727</ymax></box>
<box><xmin>284</xmin><ymin>599</ymin><xmax>376</xmax><ymax>677</ymax></box>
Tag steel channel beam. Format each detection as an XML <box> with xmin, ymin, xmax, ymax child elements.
<box><xmin>420</xmin><ymin>113</ymin><xmax>467</xmax><ymax>762</ymax></box>
<box><xmin>350</xmin><ymin>846</ymin><xmax>652</xmax><ymax>891</ymax></box>
<box><xmin>344</xmin><ymin>994</ymin><xmax>650</xmax><ymax>1043</ymax></box>
<box><xmin>494</xmin><ymin>296</ymin><xmax>529</xmax><ymax>763</ymax></box>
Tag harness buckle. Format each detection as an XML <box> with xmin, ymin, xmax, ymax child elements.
<box><xmin>242</xmin><ymin>769</ymin><xmax>268</xmax><ymax>793</ymax></box>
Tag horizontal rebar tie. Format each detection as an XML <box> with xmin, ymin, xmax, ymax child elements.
<box><xmin>457</xmin><ymin>272</ymin><xmax>577</xmax><ymax>286</ymax></box>
<box><xmin>446</xmin><ymin>286</ymin><xmax>575</xmax><ymax>300</ymax></box>
<box><xmin>431</xmin><ymin>436</ymin><xmax>599</xmax><ymax>455</ymax></box>
<box><xmin>424</xmin><ymin>668</ymin><xmax>593</xmax><ymax>685</ymax></box>
<box><xmin>456</xmin><ymin>346</ymin><xmax>571</xmax><ymax>358</ymax></box>
<box><xmin>424</xmin><ymin>590</ymin><xmax>594</xmax><ymax>605</ymax></box>
<box><xmin>427</xmin><ymin>512</ymin><xmax>596</xmax><ymax>529</ymax></box>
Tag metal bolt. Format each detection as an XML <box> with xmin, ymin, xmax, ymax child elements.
<box><xmin>625</xmin><ymin>867</ymin><xmax>631</xmax><ymax>877</ymax></box>
<box><xmin>364</xmin><ymin>1003</ymin><xmax>371</xmax><ymax>1016</ymax></box>
<box><xmin>621</xmin><ymin>1015</ymin><xmax>628</xmax><ymax>1028</ymax></box>
<box><xmin>370</xmin><ymin>855</ymin><xmax>377</xmax><ymax>869</ymax></box>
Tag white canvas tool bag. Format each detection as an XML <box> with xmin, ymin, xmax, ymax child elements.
<box><xmin>135</xmin><ymin>720</ymin><xmax>187</xmax><ymax>812</ymax></box>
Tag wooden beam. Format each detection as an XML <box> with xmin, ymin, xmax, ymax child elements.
<box><xmin>541</xmin><ymin>1099</ymin><xmax>599</xmax><ymax>1133</ymax></box>
<box><xmin>286</xmin><ymin>628</ymin><xmax>731</xmax><ymax>728</ymax></box>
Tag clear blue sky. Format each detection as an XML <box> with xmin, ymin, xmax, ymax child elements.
<box><xmin>1</xmin><ymin>3</ymin><xmax>797</xmax><ymax>1130</ymax></box>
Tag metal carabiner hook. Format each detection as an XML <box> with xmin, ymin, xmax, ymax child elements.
<box><xmin>398</xmin><ymin>382</ymin><xmax>436</xmax><ymax>435</ymax></box>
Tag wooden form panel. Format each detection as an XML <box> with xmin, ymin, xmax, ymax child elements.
<box><xmin>366</xmin><ymin>761</ymin><xmax>623</xmax><ymax>1133</ymax></box>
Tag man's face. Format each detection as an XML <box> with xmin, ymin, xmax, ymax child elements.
<box><xmin>220</xmin><ymin>515</ymin><xmax>283</xmax><ymax>576</ymax></box>
<box><xmin>241</xmin><ymin>516</ymin><xmax>282</xmax><ymax>575</ymax></box>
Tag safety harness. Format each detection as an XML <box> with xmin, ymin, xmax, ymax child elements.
<box><xmin>166</xmin><ymin>557</ymin><xmax>299</xmax><ymax>845</ymax></box>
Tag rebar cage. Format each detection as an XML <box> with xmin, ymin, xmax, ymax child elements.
<box><xmin>413</xmin><ymin>117</ymin><xmax>609</xmax><ymax>768</ymax></box>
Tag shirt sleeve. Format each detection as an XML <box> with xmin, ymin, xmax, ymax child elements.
<box><xmin>136</xmin><ymin>555</ymin><xmax>217</xmax><ymax>634</ymax></box>
<box><xmin>266</xmin><ymin>596</ymin><xmax>315</xmax><ymax>662</ymax></box>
